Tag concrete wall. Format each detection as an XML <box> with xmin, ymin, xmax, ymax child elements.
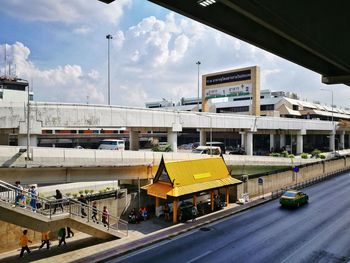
<box><xmin>0</xmin><ymin>222</ymin><xmax>42</xmax><ymax>253</ymax></box>
<box><xmin>237</xmin><ymin>157</ymin><xmax>350</xmax><ymax>198</ymax></box>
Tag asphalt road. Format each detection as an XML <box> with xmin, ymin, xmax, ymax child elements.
<box><xmin>111</xmin><ymin>172</ymin><xmax>350</xmax><ymax>263</ymax></box>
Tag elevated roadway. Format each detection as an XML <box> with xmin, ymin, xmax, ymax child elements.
<box><xmin>0</xmin><ymin>102</ymin><xmax>337</xmax><ymax>155</ymax></box>
<box><xmin>114</xmin><ymin>171</ymin><xmax>350</xmax><ymax>263</ymax></box>
<box><xmin>0</xmin><ymin>145</ymin><xmax>321</xmax><ymax>185</ymax></box>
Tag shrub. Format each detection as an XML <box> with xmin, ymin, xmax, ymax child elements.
<box><xmin>65</xmin><ymin>192</ymin><xmax>71</xmax><ymax>197</ymax></box>
<box><xmin>84</xmin><ymin>189</ymin><xmax>90</xmax><ymax>195</ymax></box>
<box><xmin>311</xmin><ymin>149</ymin><xmax>322</xmax><ymax>158</ymax></box>
<box><xmin>89</xmin><ymin>189</ymin><xmax>94</xmax><ymax>194</ymax></box>
<box><xmin>320</xmin><ymin>154</ymin><xmax>326</xmax><ymax>159</ymax></box>
<box><xmin>269</xmin><ymin>152</ymin><xmax>280</xmax><ymax>157</ymax></box>
<box><xmin>72</xmin><ymin>193</ymin><xmax>78</xmax><ymax>199</ymax></box>
<box><xmin>281</xmin><ymin>151</ymin><xmax>289</xmax><ymax>158</ymax></box>
<box><xmin>288</xmin><ymin>154</ymin><xmax>295</xmax><ymax>158</ymax></box>
<box><xmin>78</xmin><ymin>190</ymin><xmax>84</xmax><ymax>195</ymax></box>
<box><xmin>152</xmin><ymin>144</ymin><xmax>172</xmax><ymax>152</ymax></box>
<box><xmin>301</xmin><ymin>153</ymin><xmax>308</xmax><ymax>159</ymax></box>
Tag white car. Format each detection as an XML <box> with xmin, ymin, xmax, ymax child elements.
<box><xmin>98</xmin><ymin>139</ymin><xmax>125</xmax><ymax>150</ymax></box>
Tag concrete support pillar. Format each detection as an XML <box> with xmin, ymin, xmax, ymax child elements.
<box><xmin>167</xmin><ymin>131</ymin><xmax>178</xmax><ymax>152</ymax></box>
<box><xmin>340</xmin><ymin>132</ymin><xmax>345</xmax><ymax>150</ymax></box>
<box><xmin>199</xmin><ymin>129</ymin><xmax>206</xmax><ymax>146</ymax></box>
<box><xmin>173</xmin><ymin>198</ymin><xmax>178</xmax><ymax>224</ymax></box>
<box><xmin>240</xmin><ymin>132</ymin><xmax>246</xmax><ymax>149</ymax></box>
<box><xmin>270</xmin><ymin>134</ymin><xmax>275</xmax><ymax>151</ymax></box>
<box><xmin>296</xmin><ymin>134</ymin><xmax>303</xmax><ymax>155</ymax></box>
<box><xmin>329</xmin><ymin>133</ymin><xmax>335</xmax><ymax>152</ymax></box>
<box><xmin>129</xmin><ymin>130</ymin><xmax>139</xmax><ymax>151</ymax></box>
<box><xmin>210</xmin><ymin>191</ymin><xmax>214</xmax><ymax>212</ymax></box>
<box><xmin>280</xmin><ymin>134</ymin><xmax>286</xmax><ymax>149</ymax></box>
<box><xmin>246</xmin><ymin>132</ymin><xmax>253</xmax><ymax>156</ymax></box>
<box><xmin>18</xmin><ymin>134</ymin><xmax>38</xmax><ymax>147</ymax></box>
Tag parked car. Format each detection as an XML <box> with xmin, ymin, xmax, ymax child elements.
<box><xmin>228</xmin><ymin>146</ymin><xmax>246</xmax><ymax>155</ymax></box>
<box><xmin>279</xmin><ymin>190</ymin><xmax>308</xmax><ymax>207</ymax></box>
<box><xmin>191</xmin><ymin>146</ymin><xmax>221</xmax><ymax>155</ymax></box>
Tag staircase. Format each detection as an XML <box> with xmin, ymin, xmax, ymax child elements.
<box><xmin>0</xmin><ymin>180</ymin><xmax>128</xmax><ymax>239</ymax></box>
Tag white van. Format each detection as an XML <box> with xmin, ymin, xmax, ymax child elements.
<box><xmin>98</xmin><ymin>139</ymin><xmax>125</xmax><ymax>150</ymax></box>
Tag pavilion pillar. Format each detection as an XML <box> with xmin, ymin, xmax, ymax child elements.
<box><xmin>210</xmin><ymin>191</ymin><xmax>214</xmax><ymax>212</ymax></box>
<box><xmin>173</xmin><ymin>198</ymin><xmax>178</xmax><ymax>224</ymax></box>
<box><xmin>193</xmin><ymin>195</ymin><xmax>197</xmax><ymax>206</ymax></box>
<box><xmin>155</xmin><ymin>197</ymin><xmax>160</xmax><ymax>208</ymax></box>
<box><xmin>225</xmin><ymin>188</ymin><xmax>229</xmax><ymax>206</ymax></box>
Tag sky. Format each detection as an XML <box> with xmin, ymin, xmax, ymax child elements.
<box><xmin>0</xmin><ymin>0</ymin><xmax>349</xmax><ymax>108</ymax></box>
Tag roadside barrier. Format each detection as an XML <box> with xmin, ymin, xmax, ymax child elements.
<box><xmin>271</xmin><ymin>167</ymin><xmax>350</xmax><ymax>199</ymax></box>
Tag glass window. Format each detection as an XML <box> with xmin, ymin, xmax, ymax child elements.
<box><xmin>282</xmin><ymin>191</ymin><xmax>297</xmax><ymax>197</ymax></box>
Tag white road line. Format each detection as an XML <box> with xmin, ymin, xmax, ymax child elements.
<box><xmin>186</xmin><ymin>250</ymin><xmax>213</xmax><ymax>263</ymax></box>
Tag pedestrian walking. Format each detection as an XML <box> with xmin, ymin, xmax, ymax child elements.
<box><xmin>78</xmin><ymin>195</ymin><xmax>87</xmax><ymax>217</ymax></box>
<box><xmin>66</xmin><ymin>227</ymin><xmax>74</xmax><ymax>238</ymax></box>
<box><xmin>53</xmin><ymin>189</ymin><xmax>64</xmax><ymax>214</ymax></box>
<box><xmin>29</xmin><ymin>185</ymin><xmax>37</xmax><ymax>212</ymax></box>
<box><xmin>19</xmin><ymin>230</ymin><xmax>32</xmax><ymax>257</ymax></box>
<box><xmin>57</xmin><ymin>227</ymin><xmax>66</xmax><ymax>247</ymax></box>
<box><xmin>39</xmin><ymin>231</ymin><xmax>50</xmax><ymax>250</ymax></box>
<box><xmin>102</xmin><ymin>206</ymin><xmax>110</xmax><ymax>229</ymax></box>
<box><xmin>91</xmin><ymin>201</ymin><xmax>98</xmax><ymax>223</ymax></box>
<box><xmin>14</xmin><ymin>181</ymin><xmax>23</xmax><ymax>206</ymax></box>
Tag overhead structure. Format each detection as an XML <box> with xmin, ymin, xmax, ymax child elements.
<box><xmin>148</xmin><ymin>0</ymin><xmax>350</xmax><ymax>86</ymax></box>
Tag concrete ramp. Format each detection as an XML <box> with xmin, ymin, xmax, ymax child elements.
<box><xmin>0</xmin><ymin>202</ymin><xmax>126</xmax><ymax>239</ymax></box>
<box><xmin>0</xmin><ymin>181</ymin><xmax>128</xmax><ymax>239</ymax></box>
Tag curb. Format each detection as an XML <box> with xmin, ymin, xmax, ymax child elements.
<box><xmin>74</xmin><ymin>196</ymin><xmax>273</xmax><ymax>263</ymax></box>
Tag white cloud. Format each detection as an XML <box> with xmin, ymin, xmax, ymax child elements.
<box><xmin>107</xmin><ymin>12</ymin><xmax>349</xmax><ymax>108</ymax></box>
<box><xmin>73</xmin><ymin>26</ymin><xmax>92</xmax><ymax>35</ymax></box>
<box><xmin>0</xmin><ymin>42</ymin><xmax>105</xmax><ymax>104</ymax></box>
<box><xmin>0</xmin><ymin>0</ymin><xmax>131</xmax><ymax>25</ymax></box>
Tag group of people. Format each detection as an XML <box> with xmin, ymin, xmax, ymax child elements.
<box><xmin>14</xmin><ymin>181</ymin><xmax>38</xmax><ymax>212</ymax></box>
<box><xmin>19</xmin><ymin>227</ymin><xmax>75</xmax><ymax>257</ymax></box>
<box><xmin>128</xmin><ymin>207</ymin><xmax>149</xmax><ymax>224</ymax></box>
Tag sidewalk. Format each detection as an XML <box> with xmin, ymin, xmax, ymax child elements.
<box><xmin>0</xmin><ymin>194</ymin><xmax>272</xmax><ymax>263</ymax></box>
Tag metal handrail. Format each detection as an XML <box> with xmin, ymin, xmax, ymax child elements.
<box><xmin>0</xmin><ymin>180</ymin><xmax>128</xmax><ymax>236</ymax></box>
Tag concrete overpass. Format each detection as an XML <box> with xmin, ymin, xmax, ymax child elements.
<box><xmin>0</xmin><ymin>102</ymin><xmax>342</xmax><ymax>156</ymax></box>
<box><xmin>0</xmin><ymin>145</ymin><xmax>331</xmax><ymax>185</ymax></box>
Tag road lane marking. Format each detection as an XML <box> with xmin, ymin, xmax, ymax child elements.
<box><xmin>186</xmin><ymin>250</ymin><xmax>213</xmax><ymax>263</ymax></box>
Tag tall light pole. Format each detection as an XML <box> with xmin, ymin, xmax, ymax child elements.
<box><xmin>196</xmin><ymin>61</ymin><xmax>201</xmax><ymax>112</ymax></box>
<box><xmin>26</xmin><ymin>82</ymin><xmax>30</xmax><ymax>161</ymax></box>
<box><xmin>106</xmin><ymin>34</ymin><xmax>113</xmax><ymax>105</ymax></box>
<box><xmin>321</xmin><ymin>88</ymin><xmax>335</xmax><ymax>154</ymax></box>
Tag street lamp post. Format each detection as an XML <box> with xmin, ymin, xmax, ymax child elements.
<box><xmin>26</xmin><ymin>83</ymin><xmax>30</xmax><ymax>161</ymax></box>
<box><xmin>320</xmin><ymin>88</ymin><xmax>335</xmax><ymax>154</ymax></box>
<box><xmin>196</xmin><ymin>61</ymin><xmax>201</xmax><ymax>112</ymax></box>
<box><xmin>106</xmin><ymin>34</ymin><xmax>113</xmax><ymax>105</ymax></box>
